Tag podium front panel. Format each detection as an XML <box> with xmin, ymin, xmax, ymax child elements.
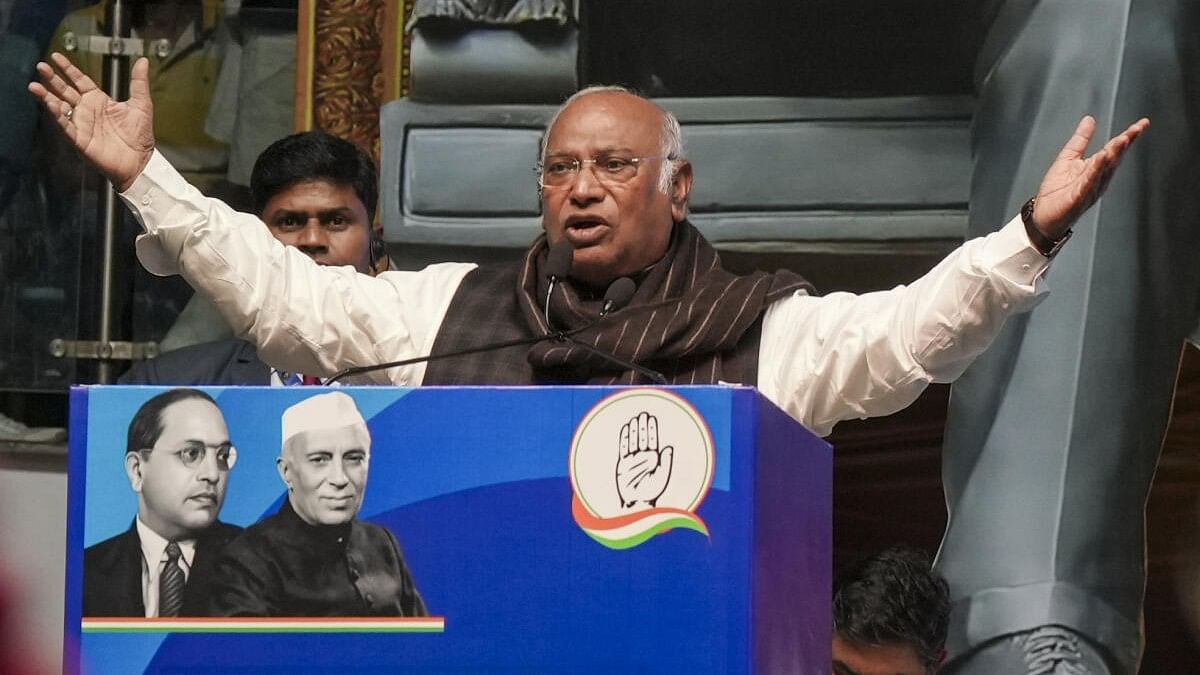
<box><xmin>66</xmin><ymin>385</ymin><xmax>831</xmax><ymax>674</ymax></box>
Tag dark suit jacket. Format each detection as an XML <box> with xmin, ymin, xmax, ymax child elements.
<box><xmin>119</xmin><ymin>338</ymin><xmax>271</xmax><ymax>386</ymax></box>
<box><xmin>82</xmin><ymin>520</ymin><xmax>243</xmax><ymax>617</ymax></box>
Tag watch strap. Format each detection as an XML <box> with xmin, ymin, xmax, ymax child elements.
<box><xmin>1021</xmin><ymin>197</ymin><xmax>1072</xmax><ymax>257</ymax></box>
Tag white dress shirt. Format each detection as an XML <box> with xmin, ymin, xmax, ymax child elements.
<box><xmin>123</xmin><ymin>150</ymin><xmax>1049</xmax><ymax>437</ymax></box>
<box><xmin>135</xmin><ymin>517</ymin><xmax>196</xmax><ymax>618</ymax></box>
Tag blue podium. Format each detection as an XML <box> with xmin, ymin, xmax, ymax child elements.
<box><xmin>66</xmin><ymin>385</ymin><xmax>831</xmax><ymax>674</ymax></box>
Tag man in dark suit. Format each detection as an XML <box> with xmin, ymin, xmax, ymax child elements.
<box><xmin>83</xmin><ymin>388</ymin><xmax>242</xmax><ymax>617</ymax></box>
<box><xmin>120</xmin><ymin>130</ymin><xmax>383</xmax><ymax>385</ymax></box>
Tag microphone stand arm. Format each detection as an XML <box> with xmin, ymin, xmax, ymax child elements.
<box><xmin>555</xmin><ymin>336</ymin><xmax>667</xmax><ymax>385</ymax></box>
<box><xmin>327</xmin><ymin>329</ymin><xmax>579</xmax><ymax>384</ymax></box>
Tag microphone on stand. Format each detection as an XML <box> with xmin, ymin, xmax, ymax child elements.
<box><xmin>543</xmin><ymin>240</ymin><xmax>574</xmax><ymax>330</ymax></box>
<box><xmin>599</xmin><ymin>277</ymin><xmax>635</xmax><ymax>317</ymax></box>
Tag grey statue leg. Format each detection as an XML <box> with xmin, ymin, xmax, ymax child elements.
<box><xmin>936</xmin><ymin>0</ymin><xmax>1200</xmax><ymax>673</ymax></box>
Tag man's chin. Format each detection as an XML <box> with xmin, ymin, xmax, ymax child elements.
<box><xmin>316</xmin><ymin>513</ymin><xmax>355</xmax><ymax>526</ymax></box>
<box><xmin>181</xmin><ymin>499</ymin><xmax>220</xmax><ymax>519</ymax></box>
<box><xmin>568</xmin><ymin>254</ymin><xmax>625</xmax><ymax>289</ymax></box>
<box><xmin>314</xmin><ymin>504</ymin><xmax>357</xmax><ymax>526</ymax></box>
<box><xmin>177</xmin><ymin>514</ymin><xmax>218</xmax><ymax>534</ymax></box>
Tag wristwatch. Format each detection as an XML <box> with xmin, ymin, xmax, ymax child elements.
<box><xmin>1021</xmin><ymin>197</ymin><xmax>1072</xmax><ymax>258</ymax></box>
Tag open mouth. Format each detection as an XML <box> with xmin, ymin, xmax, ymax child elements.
<box><xmin>188</xmin><ymin>494</ymin><xmax>217</xmax><ymax>506</ymax></box>
<box><xmin>564</xmin><ymin>218</ymin><xmax>609</xmax><ymax>246</ymax></box>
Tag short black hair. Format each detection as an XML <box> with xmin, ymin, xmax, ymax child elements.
<box><xmin>126</xmin><ymin>388</ymin><xmax>218</xmax><ymax>456</ymax></box>
<box><xmin>249</xmin><ymin>130</ymin><xmax>378</xmax><ymax>222</ymax></box>
<box><xmin>833</xmin><ymin>545</ymin><xmax>950</xmax><ymax>670</ymax></box>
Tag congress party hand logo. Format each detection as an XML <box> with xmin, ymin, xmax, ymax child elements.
<box><xmin>570</xmin><ymin>389</ymin><xmax>714</xmax><ymax>550</ymax></box>
<box><xmin>616</xmin><ymin>412</ymin><xmax>674</xmax><ymax>509</ymax></box>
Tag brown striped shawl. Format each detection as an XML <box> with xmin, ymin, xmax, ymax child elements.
<box><xmin>421</xmin><ymin>220</ymin><xmax>813</xmax><ymax>386</ymax></box>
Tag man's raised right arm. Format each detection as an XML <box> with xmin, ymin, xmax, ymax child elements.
<box><xmin>120</xmin><ymin>150</ymin><xmax>473</xmax><ymax>382</ymax></box>
<box><xmin>31</xmin><ymin>54</ymin><xmax>474</xmax><ymax>383</ymax></box>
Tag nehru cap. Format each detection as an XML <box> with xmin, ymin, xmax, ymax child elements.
<box><xmin>281</xmin><ymin>391</ymin><xmax>368</xmax><ymax>446</ymax></box>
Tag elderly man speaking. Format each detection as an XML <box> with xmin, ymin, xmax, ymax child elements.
<box><xmin>30</xmin><ymin>53</ymin><xmax>1144</xmax><ymax>438</ymax></box>
<box><xmin>206</xmin><ymin>392</ymin><xmax>426</xmax><ymax>617</ymax></box>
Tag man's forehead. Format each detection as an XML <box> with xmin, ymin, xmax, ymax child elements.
<box><xmin>158</xmin><ymin>398</ymin><xmax>227</xmax><ymax>438</ymax></box>
<box><xmin>546</xmin><ymin>92</ymin><xmax>664</xmax><ymax>152</ymax></box>
<box><xmin>267</xmin><ymin>179</ymin><xmax>362</xmax><ymax>209</ymax></box>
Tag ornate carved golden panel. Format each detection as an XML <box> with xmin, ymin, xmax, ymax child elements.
<box><xmin>296</xmin><ymin>0</ymin><xmax>412</xmax><ymax>163</ymax></box>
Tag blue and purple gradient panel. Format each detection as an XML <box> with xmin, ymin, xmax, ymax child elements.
<box><xmin>66</xmin><ymin>385</ymin><xmax>830</xmax><ymax>674</ymax></box>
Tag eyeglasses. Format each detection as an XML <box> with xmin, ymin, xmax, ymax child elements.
<box><xmin>143</xmin><ymin>442</ymin><xmax>237</xmax><ymax>471</ymax></box>
<box><xmin>536</xmin><ymin>154</ymin><xmax>666</xmax><ymax>188</ymax></box>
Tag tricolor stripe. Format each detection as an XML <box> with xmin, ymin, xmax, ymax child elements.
<box><xmin>81</xmin><ymin>617</ymin><xmax>445</xmax><ymax>633</ymax></box>
<box><xmin>572</xmin><ymin>494</ymin><xmax>709</xmax><ymax>550</ymax></box>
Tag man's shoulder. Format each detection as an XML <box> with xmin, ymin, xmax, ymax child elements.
<box><xmin>84</xmin><ymin>529</ymin><xmax>133</xmax><ymax>554</ymax></box>
<box><xmin>468</xmin><ymin>259</ymin><xmax>522</xmax><ymax>274</ymax></box>
<box><xmin>119</xmin><ymin>338</ymin><xmax>267</xmax><ymax>385</ymax></box>
<box><xmin>430</xmin><ymin>260</ymin><xmax>521</xmax><ymax>313</ymax></box>
<box><xmin>202</xmin><ymin>520</ymin><xmax>244</xmax><ymax>545</ymax></box>
<box><xmin>166</xmin><ymin>338</ymin><xmax>255</xmax><ymax>360</ymax></box>
<box><xmin>376</xmin><ymin>261</ymin><xmax>481</xmax><ymax>292</ymax></box>
<box><xmin>219</xmin><ymin>512</ymin><xmax>285</xmax><ymax>556</ymax></box>
<box><xmin>84</xmin><ymin>527</ymin><xmax>138</xmax><ymax>571</ymax></box>
<box><xmin>82</xmin><ymin>526</ymin><xmax>144</xmax><ymax>616</ymax></box>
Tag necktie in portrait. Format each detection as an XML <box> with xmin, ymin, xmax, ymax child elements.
<box><xmin>158</xmin><ymin>541</ymin><xmax>185</xmax><ymax>618</ymax></box>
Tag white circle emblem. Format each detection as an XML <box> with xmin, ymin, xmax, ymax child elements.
<box><xmin>570</xmin><ymin>388</ymin><xmax>715</xmax><ymax>519</ymax></box>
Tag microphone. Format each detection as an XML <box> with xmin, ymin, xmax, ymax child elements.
<box><xmin>600</xmin><ymin>277</ymin><xmax>635</xmax><ymax>316</ymax></box>
<box><xmin>326</xmin><ymin>273</ymin><xmax>644</xmax><ymax>384</ymax></box>
<box><xmin>543</xmin><ymin>240</ymin><xmax>574</xmax><ymax>329</ymax></box>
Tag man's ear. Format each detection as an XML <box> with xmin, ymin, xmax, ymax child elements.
<box><xmin>669</xmin><ymin>160</ymin><xmax>694</xmax><ymax>222</ymax></box>
<box><xmin>369</xmin><ymin>223</ymin><xmax>388</xmax><ymax>274</ymax></box>
<box><xmin>126</xmin><ymin>452</ymin><xmax>144</xmax><ymax>493</ymax></box>
<box><xmin>276</xmin><ymin>456</ymin><xmax>291</xmax><ymax>489</ymax></box>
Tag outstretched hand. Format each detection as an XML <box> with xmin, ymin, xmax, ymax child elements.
<box><xmin>1032</xmin><ymin>115</ymin><xmax>1149</xmax><ymax>240</ymax></box>
<box><xmin>28</xmin><ymin>52</ymin><xmax>155</xmax><ymax>193</ymax></box>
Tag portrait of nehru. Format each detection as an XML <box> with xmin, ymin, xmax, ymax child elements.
<box><xmin>205</xmin><ymin>391</ymin><xmax>427</xmax><ymax>617</ymax></box>
<box><xmin>83</xmin><ymin>388</ymin><xmax>242</xmax><ymax>617</ymax></box>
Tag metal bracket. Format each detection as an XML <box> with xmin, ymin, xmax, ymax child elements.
<box><xmin>61</xmin><ymin>31</ymin><xmax>171</xmax><ymax>59</ymax></box>
<box><xmin>48</xmin><ymin>339</ymin><xmax>159</xmax><ymax>362</ymax></box>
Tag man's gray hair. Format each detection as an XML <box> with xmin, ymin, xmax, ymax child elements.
<box><xmin>541</xmin><ymin>85</ymin><xmax>685</xmax><ymax>193</ymax></box>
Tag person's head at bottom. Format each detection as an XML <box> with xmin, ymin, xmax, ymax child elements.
<box><xmin>277</xmin><ymin>391</ymin><xmax>370</xmax><ymax>526</ymax></box>
<box><xmin>251</xmin><ymin>130</ymin><xmax>381</xmax><ymax>274</ymax></box>
<box><xmin>832</xmin><ymin>545</ymin><xmax>949</xmax><ymax>675</ymax></box>
<box><xmin>125</xmin><ymin>388</ymin><xmax>235</xmax><ymax>540</ymax></box>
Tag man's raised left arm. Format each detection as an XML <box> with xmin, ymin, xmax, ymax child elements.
<box><xmin>756</xmin><ymin>116</ymin><xmax>1148</xmax><ymax>437</ymax></box>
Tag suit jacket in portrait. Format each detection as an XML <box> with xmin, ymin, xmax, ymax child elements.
<box><xmin>82</xmin><ymin>520</ymin><xmax>243</xmax><ymax>617</ymax></box>
<box><xmin>119</xmin><ymin>338</ymin><xmax>270</xmax><ymax>386</ymax></box>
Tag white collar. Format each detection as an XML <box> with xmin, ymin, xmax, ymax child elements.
<box><xmin>135</xmin><ymin>516</ymin><xmax>197</xmax><ymax>570</ymax></box>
